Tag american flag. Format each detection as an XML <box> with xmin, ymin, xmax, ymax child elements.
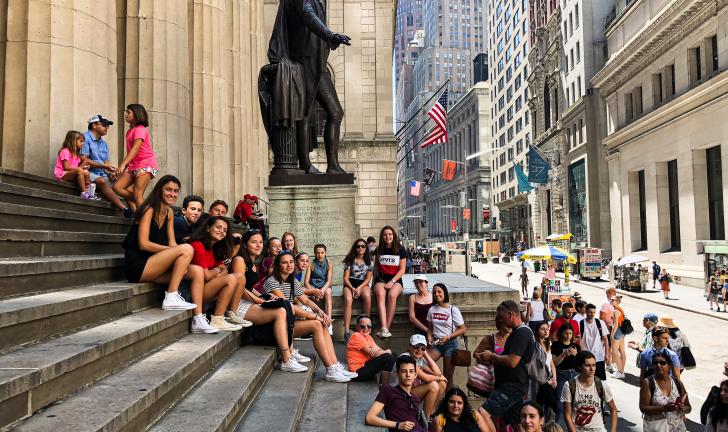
<box><xmin>420</xmin><ymin>89</ymin><xmax>449</xmax><ymax>149</ymax></box>
<box><xmin>409</xmin><ymin>180</ymin><xmax>421</xmax><ymax>196</ymax></box>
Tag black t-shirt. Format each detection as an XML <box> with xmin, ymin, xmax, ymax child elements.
<box><xmin>494</xmin><ymin>324</ymin><xmax>534</xmax><ymax>396</ymax></box>
<box><xmin>551</xmin><ymin>341</ymin><xmax>580</xmax><ymax>371</ymax></box>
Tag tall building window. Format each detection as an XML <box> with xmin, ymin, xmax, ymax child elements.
<box><xmin>711</xmin><ymin>34</ymin><xmax>719</xmax><ymax>72</ymax></box>
<box><xmin>544</xmin><ymin>82</ymin><xmax>551</xmax><ymax>129</ymax></box>
<box><xmin>576</xmin><ymin>42</ymin><xmax>580</xmax><ymax>63</ymax></box>
<box><xmin>652</xmin><ymin>72</ymin><xmax>663</xmax><ymax>105</ymax></box>
<box><xmin>667</xmin><ymin>159</ymin><xmax>681</xmax><ymax>250</ymax></box>
<box><xmin>569</xmin><ymin>160</ymin><xmax>587</xmax><ymax>245</ymax></box>
<box><xmin>546</xmin><ymin>189</ymin><xmax>552</xmax><ymax>234</ymax></box>
<box><xmin>638</xmin><ymin>170</ymin><xmax>647</xmax><ymax>250</ymax></box>
<box><xmin>689</xmin><ymin>46</ymin><xmax>702</xmax><ymax>84</ymax></box>
<box><xmin>707</xmin><ymin>146</ymin><xmax>725</xmax><ymax>239</ymax></box>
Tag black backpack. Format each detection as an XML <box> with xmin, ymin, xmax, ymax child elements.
<box><xmin>579</xmin><ymin>318</ymin><xmax>604</xmax><ymax>338</ymax></box>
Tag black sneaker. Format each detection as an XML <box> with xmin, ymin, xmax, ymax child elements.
<box><xmin>123</xmin><ymin>207</ymin><xmax>133</xmax><ymax>218</ymax></box>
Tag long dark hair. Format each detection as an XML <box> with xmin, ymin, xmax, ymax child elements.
<box><xmin>126</xmin><ymin>103</ymin><xmax>149</xmax><ymax>127</ymax></box>
<box><xmin>272</xmin><ymin>250</ymin><xmax>295</xmax><ymax>284</ymax></box>
<box><xmin>434</xmin><ymin>387</ymin><xmax>477</xmax><ymax>425</ymax></box>
<box><xmin>240</xmin><ymin>229</ymin><xmax>263</xmax><ymax>267</ymax></box>
<box><xmin>189</xmin><ymin>216</ymin><xmax>233</xmax><ymax>261</ymax></box>
<box><xmin>343</xmin><ymin>238</ymin><xmax>372</xmax><ymax>266</ymax></box>
<box><xmin>134</xmin><ymin>174</ymin><xmax>180</xmax><ymax>222</ymax></box>
<box><xmin>710</xmin><ymin>380</ymin><xmax>728</xmax><ymax>429</ymax></box>
<box><xmin>377</xmin><ymin>225</ymin><xmax>401</xmax><ymax>255</ymax></box>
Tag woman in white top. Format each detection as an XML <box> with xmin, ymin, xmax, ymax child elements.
<box><xmin>426</xmin><ymin>283</ymin><xmax>465</xmax><ymax>390</ymax></box>
<box><xmin>527</xmin><ymin>286</ymin><xmax>548</xmax><ymax>333</ymax></box>
<box><xmin>639</xmin><ymin>351</ymin><xmax>690</xmax><ymax>432</ymax></box>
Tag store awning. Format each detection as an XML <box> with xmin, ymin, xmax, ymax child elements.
<box><xmin>705</xmin><ymin>244</ymin><xmax>728</xmax><ymax>254</ymax></box>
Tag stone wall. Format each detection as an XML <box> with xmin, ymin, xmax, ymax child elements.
<box><xmin>0</xmin><ymin>0</ymin><xmax>269</xmax><ymax>206</ymax></box>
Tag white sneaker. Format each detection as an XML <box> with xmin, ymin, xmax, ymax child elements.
<box><xmin>379</xmin><ymin>328</ymin><xmax>392</xmax><ymax>338</ymax></box>
<box><xmin>225</xmin><ymin>311</ymin><xmax>253</xmax><ymax>327</ymax></box>
<box><xmin>335</xmin><ymin>363</ymin><xmax>358</xmax><ymax>378</ymax></box>
<box><xmin>325</xmin><ymin>366</ymin><xmax>351</xmax><ymax>383</ymax></box>
<box><xmin>191</xmin><ymin>314</ymin><xmax>219</xmax><ymax>334</ymax></box>
<box><xmin>612</xmin><ymin>371</ymin><xmax>625</xmax><ymax>379</ymax></box>
<box><xmin>291</xmin><ymin>348</ymin><xmax>311</xmax><ymax>363</ymax></box>
<box><xmin>279</xmin><ymin>358</ymin><xmax>308</xmax><ymax>373</ymax></box>
<box><xmin>328</xmin><ymin>324</ymin><xmax>333</xmax><ymax>335</ymax></box>
<box><xmin>606</xmin><ymin>363</ymin><xmax>615</xmax><ymax>373</ymax></box>
<box><xmin>210</xmin><ymin>315</ymin><xmax>243</xmax><ymax>331</ymax></box>
<box><xmin>162</xmin><ymin>291</ymin><xmax>197</xmax><ymax>311</ymax></box>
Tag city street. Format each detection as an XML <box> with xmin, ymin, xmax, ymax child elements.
<box><xmin>471</xmin><ymin>261</ymin><xmax>727</xmax><ymax>431</ymax></box>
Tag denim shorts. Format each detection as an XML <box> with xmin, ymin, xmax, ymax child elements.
<box><xmin>89</xmin><ymin>172</ymin><xmax>110</xmax><ymax>183</ymax></box>
<box><xmin>614</xmin><ymin>327</ymin><xmax>624</xmax><ymax>340</ymax></box>
<box><xmin>482</xmin><ymin>389</ymin><xmax>524</xmax><ymax>427</ymax></box>
<box><xmin>432</xmin><ymin>338</ymin><xmax>459</xmax><ymax>358</ymax></box>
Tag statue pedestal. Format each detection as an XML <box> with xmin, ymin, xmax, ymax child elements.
<box><xmin>266</xmin><ymin>184</ymin><xmax>358</xmax><ymax>285</ymax></box>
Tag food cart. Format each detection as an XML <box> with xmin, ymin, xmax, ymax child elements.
<box><xmin>517</xmin><ymin>246</ymin><xmax>577</xmax><ymax>303</ymax></box>
<box><xmin>578</xmin><ymin>248</ymin><xmax>603</xmax><ymax>280</ymax></box>
<box><xmin>545</xmin><ymin>233</ymin><xmax>573</xmax><ymax>272</ymax></box>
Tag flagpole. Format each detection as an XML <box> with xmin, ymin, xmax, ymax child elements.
<box><xmin>395</xmin><ymin>79</ymin><xmax>451</xmax><ymax>141</ymax></box>
<box><xmin>396</xmin><ymin>86</ymin><xmax>451</xmax><ymax>167</ymax></box>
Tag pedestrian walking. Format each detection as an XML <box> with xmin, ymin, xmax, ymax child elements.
<box><xmin>704</xmin><ymin>379</ymin><xmax>728</xmax><ymax>431</ymax></box>
<box><xmin>552</xmin><ymin>324</ymin><xmax>581</xmax><ymax>422</ymax></box>
<box><xmin>639</xmin><ymin>351</ymin><xmax>690</xmax><ymax>431</ymax></box>
<box><xmin>561</xmin><ymin>351</ymin><xmax>618</xmax><ymax>432</ymax></box>
<box><xmin>609</xmin><ymin>297</ymin><xmax>626</xmax><ymax>379</ymax></box>
<box><xmin>628</xmin><ymin>313</ymin><xmax>658</xmax><ymax>366</ymax></box>
<box><xmin>652</xmin><ymin>261</ymin><xmax>661</xmax><ymax>289</ymax></box>
<box><xmin>659</xmin><ymin>315</ymin><xmax>696</xmax><ymax>370</ymax></box>
<box><xmin>520</xmin><ymin>267</ymin><xmax>529</xmax><ymax>299</ymax></box>
<box><xmin>578</xmin><ymin>304</ymin><xmax>609</xmax><ymax>381</ymax></box>
<box><xmin>659</xmin><ymin>269</ymin><xmax>672</xmax><ymax>299</ymax></box>
<box><xmin>526</xmin><ymin>288</ymin><xmax>548</xmax><ymax>334</ymax></box>
<box><xmin>709</xmin><ymin>276</ymin><xmax>723</xmax><ymax>311</ymax></box>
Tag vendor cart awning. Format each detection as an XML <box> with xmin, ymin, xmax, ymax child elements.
<box><xmin>546</xmin><ymin>233</ymin><xmax>573</xmax><ymax>241</ymax></box>
<box><xmin>516</xmin><ymin>246</ymin><xmax>577</xmax><ymax>264</ymax></box>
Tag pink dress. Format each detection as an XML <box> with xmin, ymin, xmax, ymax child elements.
<box><xmin>125</xmin><ymin>125</ymin><xmax>158</xmax><ymax>175</ymax></box>
<box><xmin>54</xmin><ymin>148</ymin><xmax>81</xmax><ymax>180</ymax></box>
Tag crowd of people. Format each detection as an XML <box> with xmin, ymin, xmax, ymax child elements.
<box><xmin>54</xmin><ymin>106</ymin><xmax>726</xmax><ymax>431</ymax></box>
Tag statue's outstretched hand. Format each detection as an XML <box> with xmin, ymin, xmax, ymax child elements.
<box><xmin>329</xmin><ymin>32</ymin><xmax>351</xmax><ymax>49</ymax></box>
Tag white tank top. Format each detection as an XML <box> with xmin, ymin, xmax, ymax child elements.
<box><xmin>530</xmin><ymin>299</ymin><xmax>546</xmax><ymax>321</ymax></box>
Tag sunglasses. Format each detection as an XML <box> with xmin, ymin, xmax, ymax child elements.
<box><xmin>359</xmin><ymin>324</ymin><xmax>372</xmax><ymax>329</ymax></box>
<box><xmin>356</xmin><ymin>244</ymin><xmax>367</xmax><ymax>248</ymax></box>
<box><xmin>652</xmin><ymin>360</ymin><xmax>668</xmax><ymax>366</ymax></box>
<box><xmin>412</xmin><ymin>344</ymin><xmax>426</xmax><ymax>351</ymax></box>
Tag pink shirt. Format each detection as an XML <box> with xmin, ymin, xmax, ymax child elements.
<box><xmin>54</xmin><ymin>148</ymin><xmax>81</xmax><ymax>180</ymax></box>
<box><xmin>125</xmin><ymin>125</ymin><xmax>158</xmax><ymax>171</ymax></box>
<box><xmin>546</xmin><ymin>267</ymin><xmax>556</xmax><ymax>280</ymax></box>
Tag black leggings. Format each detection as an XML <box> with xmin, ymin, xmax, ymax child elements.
<box><xmin>352</xmin><ymin>353</ymin><xmax>396</xmax><ymax>382</ymax></box>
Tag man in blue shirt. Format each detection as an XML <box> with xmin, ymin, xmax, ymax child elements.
<box><xmin>81</xmin><ymin>115</ymin><xmax>130</xmax><ymax>217</ymax></box>
<box><xmin>639</xmin><ymin>326</ymin><xmax>682</xmax><ymax>380</ymax></box>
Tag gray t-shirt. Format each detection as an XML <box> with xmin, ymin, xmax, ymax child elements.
<box><xmin>426</xmin><ymin>304</ymin><xmax>464</xmax><ymax>339</ymax></box>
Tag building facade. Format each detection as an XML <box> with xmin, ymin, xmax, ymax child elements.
<box><xmin>395</xmin><ymin>0</ymin><xmax>423</xmax><ymax>121</ymax></box>
<box><xmin>527</xmin><ymin>0</ymin><xmax>612</xmax><ymax>253</ymax></box>
<box><xmin>424</xmin><ymin>82</ymin><xmax>493</xmax><ymax>245</ymax></box>
<box><xmin>592</xmin><ymin>0</ymin><xmax>728</xmax><ymax>286</ymax></box>
<box><xmin>487</xmin><ymin>0</ymin><xmax>533</xmax><ymax>252</ymax></box>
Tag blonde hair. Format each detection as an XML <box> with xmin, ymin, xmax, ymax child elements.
<box><xmin>60</xmin><ymin>130</ymin><xmax>84</xmax><ymax>157</ymax></box>
<box><xmin>543</xmin><ymin>422</ymin><xmax>564</xmax><ymax>432</ymax></box>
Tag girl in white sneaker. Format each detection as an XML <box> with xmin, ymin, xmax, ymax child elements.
<box><xmin>187</xmin><ymin>216</ymin><xmax>254</xmax><ymax>333</ymax></box>
<box><xmin>122</xmin><ymin>175</ymin><xmax>197</xmax><ymax>312</ymax></box>
<box><xmin>265</xmin><ymin>251</ymin><xmax>356</xmax><ymax>383</ymax></box>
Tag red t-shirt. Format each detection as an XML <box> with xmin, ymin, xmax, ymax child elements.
<box><xmin>377</xmin><ymin>246</ymin><xmax>408</xmax><ymax>276</ymax></box>
<box><xmin>190</xmin><ymin>241</ymin><xmax>223</xmax><ymax>270</ymax></box>
<box><xmin>234</xmin><ymin>201</ymin><xmax>253</xmax><ymax>221</ymax></box>
<box><xmin>549</xmin><ymin>317</ymin><xmax>581</xmax><ymax>339</ymax></box>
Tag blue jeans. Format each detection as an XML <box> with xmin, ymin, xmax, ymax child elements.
<box><xmin>431</xmin><ymin>338</ymin><xmax>459</xmax><ymax>358</ymax></box>
<box><xmin>555</xmin><ymin>368</ymin><xmax>577</xmax><ymax>421</ymax></box>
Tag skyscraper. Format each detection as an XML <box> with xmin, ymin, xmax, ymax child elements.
<box><xmin>487</xmin><ymin>0</ymin><xmax>532</xmax><ymax>251</ymax></box>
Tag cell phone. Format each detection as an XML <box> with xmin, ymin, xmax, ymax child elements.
<box><xmin>223</xmin><ymin>258</ymin><xmax>231</xmax><ymax>266</ymax></box>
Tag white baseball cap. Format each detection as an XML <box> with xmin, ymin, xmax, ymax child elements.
<box><xmin>410</xmin><ymin>334</ymin><xmax>427</xmax><ymax>346</ymax></box>
<box><xmin>413</xmin><ymin>275</ymin><xmax>428</xmax><ymax>283</ymax></box>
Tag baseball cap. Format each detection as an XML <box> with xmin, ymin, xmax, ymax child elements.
<box><xmin>88</xmin><ymin>114</ymin><xmax>114</xmax><ymax>126</ymax></box>
<box><xmin>413</xmin><ymin>275</ymin><xmax>428</xmax><ymax>283</ymax></box>
<box><xmin>409</xmin><ymin>334</ymin><xmax>427</xmax><ymax>346</ymax></box>
<box><xmin>252</xmin><ymin>195</ymin><xmax>259</xmax><ymax>203</ymax></box>
<box><xmin>643</xmin><ymin>313</ymin><xmax>658</xmax><ymax>323</ymax></box>
<box><xmin>244</xmin><ymin>194</ymin><xmax>252</xmax><ymax>200</ymax></box>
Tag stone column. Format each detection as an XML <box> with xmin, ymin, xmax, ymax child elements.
<box><xmin>123</xmin><ymin>0</ymin><xmax>192</xmax><ymax>190</ymax></box>
<box><xmin>2</xmin><ymin>1</ymin><xmax>118</xmax><ymax>176</ymax></box>
<box><xmin>607</xmin><ymin>152</ymin><xmax>624</xmax><ymax>257</ymax></box>
<box><xmin>190</xmin><ymin>0</ymin><xmax>230</xmax><ymax>202</ymax></box>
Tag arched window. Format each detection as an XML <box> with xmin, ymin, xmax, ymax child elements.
<box><xmin>544</xmin><ymin>82</ymin><xmax>551</xmax><ymax>130</ymax></box>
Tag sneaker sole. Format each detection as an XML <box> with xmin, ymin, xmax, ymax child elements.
<box><xmin>279</xmin><ymin>366</ymin><xmax>308</xmax><ymax>373</ymax></box>
<box><xmin>191</xmin><ymin>328</ymin><xmax>220</xmax><ymax>334</ymax></box>
<box><xmin>162</xmin><ymin>305</ymin><xmax>197</xmax><ymax>311</ymax></box>
<box><xmin>325</xmin><ymin>375</ymin><xmax>351</xmax><ymax>383</ymax></box>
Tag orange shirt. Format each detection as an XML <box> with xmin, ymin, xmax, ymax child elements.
<box><xmin>346</xmin><ymin>331</ymin><xmax>378</xmax><ymax>372</ymax></box>
<box><xmin>615</xmin><ymin>305</ymin><xmax>625</xmax><ymax>327</ymax></box>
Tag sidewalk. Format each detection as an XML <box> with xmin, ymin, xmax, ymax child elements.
<box><xmin>479</xmin><ymin>259</ymin><xmax>728</xmax><ymax>322</ymax></box>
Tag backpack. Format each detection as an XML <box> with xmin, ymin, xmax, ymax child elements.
<box><xmin>523</xmin><ymin>326</ymin><xmax>549</xmax><ymax>384</ymax></box>
<box><xmin>579</xmin><ymin>318</ymin><xmax>604</xmax><ymax>338</ymax></box>
<box><xmin>569</xmin><ymin>377</ymin><xmax>605</xmax><ymax>405</ymax></box>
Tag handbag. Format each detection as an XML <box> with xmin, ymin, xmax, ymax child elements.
<box><xmin>620</xmin><ymin>317</ymin><xmax>634</xmax><ymax>335</ymax></box>
<box><xmin>680</xmin><ymin>346</ymin><xmax>697</xmax><ymax>369</ymax></box>
<box><xmin>467</xmin><ymin>334</ymin><xmax>495</xmax><ymax>396</ymax></box>
<box><xmin>450</xmin><ymin>306</ymin><xmax>471</xmax><ymax>367</ymax></box>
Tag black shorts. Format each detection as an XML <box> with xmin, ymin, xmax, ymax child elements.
<box><xmin>124</xmin><ymin>249</ymin><xmax>152</xmax><ymax>283</ymax></box>
<box><xmin>375</xmin><ymin>273</ymin><xmax>395</xmax><ymax>284</ymax></box>
<box><xmin>595</xmin><ymin>361</ymin><xmax>607</xmax><ymax>380</ymax></box>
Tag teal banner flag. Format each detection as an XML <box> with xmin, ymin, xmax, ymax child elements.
<box><xmin>528</xmin><ymin>146</ymin><xmax>549</xmax><ymax>184</ymax></box>
<box><xmin>514</xmin><ymin>162</ymin><xmax>534</xmax><ymax>193</ymax></box>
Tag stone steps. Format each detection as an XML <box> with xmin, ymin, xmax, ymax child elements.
<box><xmin>0</xmin><ymin>229</ymin><xmax>125</xmax><ymax>258</ymax></box>
<box><xmin>0</xmin><ymin>282</ymin><xmax>158</xmax><ymax>352</ymax></box>
<box><xmin>149</xmin><ymin>347</ymin><xmax>276</xmax><ymax>432</ymax></box>
<box><xmin>0</xmin><ymin>308</ymin><xmax>192</xmax><ymax>429</ymax></box>
<box><xmin>233</xmin><ymin>343</ymin><xmax>318</xmax><ymax>432</ymax></box>
<box><xmin>344</xmin><ymin>381</ymin><xmax>381</xmax><ymax>432</ymax></box>
<box><xmin>0</xmin><ymin>254</ymin><xmax>125</xmax><ymax>298</ymax></box>
<box><xmin>296</xmin><ymin>350</ymin><xmax>348</xmax><ymax>432</ymax></box>
<box><xmin>0</xmin><ymin>202</ymin><xmax>131</xmax><ymax>234</ymax></box>
<box><xmin>0</xmin><ymin>182</ymin><xmax>119</xmax><ymax>217</ymax></box>
<box><xmin>0</xmin><ymin>168</ymin><xmax>80</xmax><ymax>196</ymax></box>
<box><xmin>8</xmin><ymin>331</ymin><xmax>240</xmax><ymax>432</ymax></box>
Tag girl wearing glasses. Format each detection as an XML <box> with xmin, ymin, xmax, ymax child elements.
<box><xmin>639</xmin><ymin>351</ymin><xmax>690</xmax><ymax>431</ymax></box>
<box><xmin>346</xmin><ymin>315</ymin><xmax>394</xmax><ymax>385</ymax></box>
<box><xmin>342</xmin><ymin>239</ymin><xmax>374</xmax><ymax>343</ymax></box>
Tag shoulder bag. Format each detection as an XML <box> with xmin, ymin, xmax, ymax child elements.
<box><xmin>620</xmin><ymin>317</ymin><xmax>634</xmax><ymax>335</ymax></box>
<box><xmin>450</xmin><ymin>306</ymin><xmax>472</xmax><ymax>367</ymax></box>
<box><xmin>467</xmin><ymin>334</ymin><xmax>495</xmax><ymax>396</ymax></box>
